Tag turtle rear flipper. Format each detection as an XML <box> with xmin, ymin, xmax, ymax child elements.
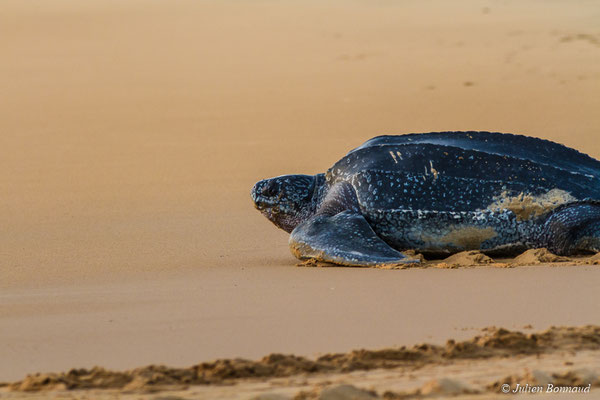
<box><xmin>289</xmin><ymin>211</ymin><xmax>418</xmax><ymax>267</ymax></box>
<box><xmin>541</xmin><ymin>201</ymin><xmax>600</xmax><ymax>254</ymax></box>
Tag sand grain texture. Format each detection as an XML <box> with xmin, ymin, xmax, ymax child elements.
<box><xmin>513</xmin><ymin>248</ymin><xmax>571</xmax><ymax>265</ymax></box>
<box><xmin>3</xmin><ymin>326</ymin><xmax>600</xmax><ymax>399</ymax></box>
<box><xmin>1</xmin><ymin>0</ymin><xmax>600</xmax><ymax>394</ymax></box>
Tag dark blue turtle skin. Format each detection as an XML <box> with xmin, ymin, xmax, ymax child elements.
<box><xmin>251</xmin><ymin>132</ymin><xmax>600</xmax><ymax>266</ymax></box>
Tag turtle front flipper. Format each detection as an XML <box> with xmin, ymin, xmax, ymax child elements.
<box><xmin>289</xmin><ymin>211</ymin><xmax>418</xmax><ymax>267</ymax></box>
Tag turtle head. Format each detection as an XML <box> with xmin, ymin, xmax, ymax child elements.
<box><xmin>252</xmin><ymin>174</ymin><xmax>325</xmax><ymax>232</ymax></box>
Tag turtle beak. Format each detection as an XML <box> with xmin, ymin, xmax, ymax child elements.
<box><xmin>251</xmin><ymin>182</ymin><xmax>262</xmax><ymax>209</ymax></box>
<box><xmin>252</xmin><ymin>179</ymin><xmax>281</xmax><ymax>209</ymax></box>
<box><xmin>251</xmin><ymin>180</ymin><xmax>270</xmax><ymax>210</ymax></box>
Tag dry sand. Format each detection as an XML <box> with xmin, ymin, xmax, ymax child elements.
<box><xmin>2</xmin><ymin>325</ymin><xmax>600</xmax><ymax>399</ymax></box>
<box><xmin>1</xmin><ymin>0</ymin><xmax>600</xmax><ymax>397</ymax></box>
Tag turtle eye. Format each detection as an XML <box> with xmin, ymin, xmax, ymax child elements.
<box><xmin>261</xmin><ymin>181</ymin><xmax>278</xmax><ymax>197</ymax></box>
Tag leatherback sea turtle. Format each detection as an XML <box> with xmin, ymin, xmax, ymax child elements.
<box><xmin>251</xmin><ymin>132</ymin><xmax>600</xmax><ymax>266</ymax></box>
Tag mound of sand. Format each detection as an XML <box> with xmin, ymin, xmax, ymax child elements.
<box><xmin>588</xmin><ymin>253</ymin><xmax>600</xmax><ymax>265</ymax></box>
<box><xmin>319</xmin><ymin>385</ymin><xmax>378</xmax><ymax>400</ymax></box>
<box><xmin>296</xmin><ymin>379</ymin><xmax>478</xmax><ymax>400</ymax></box>
<box><xmin>513</xmin><ymin>249</ymin><xmax>570</xmax><ymax>265</ymax></box>
<box><xmin>418</xmin><ymin>378</ymin><xmax>478</xmax><ymax>396</ymax></box>
<box><xmin>434</xmin><ymin>251</ymin><xmax>493</xmax><ymax>268</ymax></box>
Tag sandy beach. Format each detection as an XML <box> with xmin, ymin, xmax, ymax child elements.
<box><xmin>1</xmin><ymin>0</ymin><xmax>600</xmax><ymax>398</ymax></box>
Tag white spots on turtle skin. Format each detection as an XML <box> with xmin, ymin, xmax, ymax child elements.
<box><xmin>326</xmin><ymin>136</ymin><xmax>599</xmax><ymax>218</ymax></box>
<box><xmin>351</xmin><ymin>169</ymin><xmax>568</xmax><ymax>215</ymax></box>
<box><xmin>366</xmin><ymin>207</ymin><xmax>536</xmax><ymax>254</ymax></box>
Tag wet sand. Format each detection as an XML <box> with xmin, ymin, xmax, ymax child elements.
<box><xmin>1</xmin><ymin>0</ymin><xmax>600</xmax><ymax>396</ymax></box>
